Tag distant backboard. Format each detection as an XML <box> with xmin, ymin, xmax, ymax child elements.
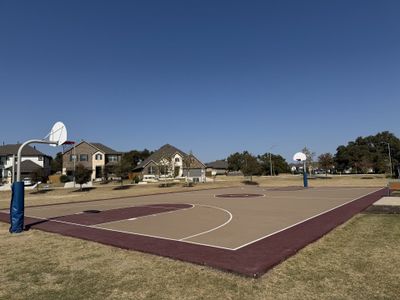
<box><xmin>293</xmin><ymin>152</ymin><xmax>307</xmax><ymax>162</ymax></box>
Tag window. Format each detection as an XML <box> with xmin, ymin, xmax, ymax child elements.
<box><xmin>70</xmin><ymin>155</ymin><xmax>77</xmax><ymax>162</ymax></box>
<box><xmin>108</xmin><ymin>155</ymin><xmax>118</xmax><ymax>162</ymax></box>
<box><xmin>38</xmin><ymin>156</ymin><xmax>43</xmax><ymax>161</ymax></box>
<box><xmin>80</xmin><ymin>154</ymin><xmax>88</xmax><ymax>161</ymax></box>
<box><xmin>95</xmin><ymin>154</ymin><xmax>103</xmax><ymax>160</ymax></box>
<box><xmin>149</xmin><ymin>166</ymin><xmax>154</xmax><ymax>174</ymax></box>
<box><xmin>175</xmin><ymin>157</ymin><xmax>180</xmax><ymax>162</ymax></box>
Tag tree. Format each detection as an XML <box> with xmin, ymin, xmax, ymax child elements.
<box><xmin>227</xmin><ymin>152</ymin><xmax>244</xmax><ymax>171</ymax></box>
<box><xmin>318</xmin><ymin>153</ymin><xmax>334</xmax><ymax>176</ymax></box>
<box><xmin>183</xmin><ymin>151</ymin><xmax>195</xmax><ymax>183</ymax></box>
<box><xmin>240</xmin><ymin>152</ymin><xmax>261</xmax><ymax>182</ymax></box>
<box><xmin>334</xmin><ymin>131</ymin><xmax>400</xmax><ymax>174</ymax></box>
<box><xmin>158</xmin><ymin>155</ymin><xmax>172</xmax><ymax>177</ymax></box>
<box><xmin>30</xmin><ymin>167</ymin><xmax>46</xmax><ymax>183</ymax></box>
<box><xmin>258</xmin><ymin>153</ymin><xmax>290</xmax><ymax>175</ymax></box>
<box><xmin>30</xmin><ymin>168</ymin><xmax>46</xmax><ymax>192</ymax></box>
<box><xmin>51</xmin><ymin>152</ymin><xmax>63</xmax><ymax>174</ymax></box>
<box><xmin>334</xmin><ymin>145</ymin><xmax>350</xmax><ymax>172</ymax></box>
<box><xmin>302</xmin><ymin>147</ymin><xmax>315</xmax><ymax>174</ymax></box>
<box><xmin>113</xmin><ymin>161</ymin><xmax>131</xmax><ymax>186</ymax></box>
<box><xmin>103</xmin><ymin>165</ymin><xmax>113</xmax><ymax>181</ymax></box>
<box><xmin>74</xmin><ymin>164</ymin><xmax>92</xmax><ymax>191</ymax></box>
<box><xmin>158</xmin><ymin>155</ymin><xmax>173</xmax><ymax>187</ymax></box>
<box><xmin>121</xmin><ymin>149</ymin><xmax>153</xmax><ymax>171</ymax></box>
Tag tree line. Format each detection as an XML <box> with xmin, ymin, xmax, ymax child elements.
<box><xmin>49</xmin><ymin>131</ymin><xmax>400</xmax><ymax>184</ymax></box>
<box><xmin>226</xmin><ymin>131</ymin><xmax>400</xmax><ymax>177</ymax></box>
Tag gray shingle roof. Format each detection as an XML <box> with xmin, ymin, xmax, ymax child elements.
<box><xmin>205</xmin><ymin>160</ymin><xmax>228</xmax><ymax>169</ymax></box>
<box><xmin>62</xmin><ymin>141</ymin><xmax>121</xmax><ymax>155</ymax></box>
<box><xmin>0</xmin><ymin>144</ymin><xmax>48</xmax><ymax>156</ymax></box>
<box><xmin>134</xmin><ymin>144</ymin><xmax>205</xmax><ymax>170</ymax></box>
<box><xmin>91</xmin><ymin>143</ymin><xmax>121</xmax><ymax>155</ymax></box>
<box><xmin>6</xmin><ymin>160</ymin><xmax>42</xmax><ymax>173</ymax></box>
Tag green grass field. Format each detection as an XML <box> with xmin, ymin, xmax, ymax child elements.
<box><xmin>1</xmin><ymin>213</ymin><xmax>399</xmax><ymax>300</ymax></box>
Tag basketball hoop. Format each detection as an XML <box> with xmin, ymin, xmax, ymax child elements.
<box><xmin>62</xmin><ymin>140</ymin><xmax>76</xmax><ymax>154</ymax></box>
<box><xmin>10</xmin><ymin>121</ymin><xmax>68</xmax><ymax>233</ymax></box>
<box><xmin>293</xmin><ymin>152</ymin><xmax>308</xmax><ymax>188</ymax></box>
<box><xmin>45</xmin><ymin>122</ymin><xmax>67</xmax><ymax>146</ymax></box>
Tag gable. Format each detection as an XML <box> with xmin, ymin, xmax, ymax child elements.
<box><xmin>63</xmin><ymin>141</ymin><xmax>103</xmax><ymax>156</ymax></box>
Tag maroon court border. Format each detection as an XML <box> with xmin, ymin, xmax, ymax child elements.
<box><xmin>0</xmin><ymin>188</ymin><xmax>387</xmax><ymax>277</ymax></box>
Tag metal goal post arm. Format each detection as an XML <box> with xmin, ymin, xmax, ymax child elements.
<box><xmin>16</xmin><ymin>140</ymin><xmax>58</xmax><ymax>182</ymax></box>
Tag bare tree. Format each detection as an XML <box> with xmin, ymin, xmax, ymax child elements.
<box><xmin>183</xmin><ymin>151</ymin><xmax>195</xmax><ymax>184</ymax></box>
<box><xmin>302</xmin><ymin>147</ymin><xmax>316</xmax><ymax>174</ymax></box>
<box><xmin>318</xmin><ymin>153</ymin><xmax>334</xmax><ymax>176</ymax></box>
<box><xmin>158</xmin><ymin>155</ymin><xmax>172</xmax><ymax>187</ymax></box>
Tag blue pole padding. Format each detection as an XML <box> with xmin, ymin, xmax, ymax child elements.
<box><xmin>9</xmin><ymin>181</ymin><xmax>25</xmax><ymax>233</ymax></box>
<box><xmin>303</xmin><ymin>171</ymin><xmax>308</xmax><ymax>188</ymax></box>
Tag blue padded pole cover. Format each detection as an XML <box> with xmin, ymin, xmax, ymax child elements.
<box><xmin>9</xmin><ymin>181</ymin><xmax>25</xmax><ymax>233</ymax></box>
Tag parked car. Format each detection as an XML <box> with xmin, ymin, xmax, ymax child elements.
<box><xmin>23</xmin><ymin>177</ymin><xmax>33</xmax><ymax>186</ymax></box>
<box><xmin>142</xmin><ymin>175</ymin><xmax>158</xmax><ymax>183</ymax></box>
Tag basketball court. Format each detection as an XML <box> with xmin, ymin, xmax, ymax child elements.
<box><xmin>0</xmin><ymin>186</ymin><xmax>386</xmax><ymax>277</ymax></box>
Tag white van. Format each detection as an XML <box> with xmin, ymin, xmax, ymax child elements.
<box><xmin>142</xmin><ymin>175</ymin><xmax>158</xmax><ymax>183</ymax></box>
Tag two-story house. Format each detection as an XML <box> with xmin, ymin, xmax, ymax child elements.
<box><xmin>62</xmin><ymin>141</ymin><xmax>122</xmax><ymax>181</ymax></box>
<box><xmin>0</xmin><ymin>144</ymin><xmax>52</xmax><ymax>183</ymax></box>
<box><xmin>133</xmin><ymin>144</ymin><xmax>206</xmax><ymax>182</ymax></box>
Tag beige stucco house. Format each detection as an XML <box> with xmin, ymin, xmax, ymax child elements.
<box><xmin>62</xmin><ymin>141</ymin><xmax>122</xmax><ymax>180</ymax></box>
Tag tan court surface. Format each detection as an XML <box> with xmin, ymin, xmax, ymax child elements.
<box><xmin>3</xmin><ymin>186</ymin><xmax>380</xmax><ymax>250</ymax></box>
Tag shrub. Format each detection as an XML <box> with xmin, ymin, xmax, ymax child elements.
<box><xmin>60</xmin><ymin>175</ymin><xmax>70</xmax><ymax>183</ymax></box>
<box><xmin>133</xmin><ymin>176</ymin><xmax>140</xmax><ymax>184</ymax></box>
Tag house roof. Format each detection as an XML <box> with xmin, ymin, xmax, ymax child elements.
<box><xmin>6</xmin><ymin>160</ymin><xmax>42</xmax><ymax>173</ymax></box>
<box><xmin>134</xmin><ymin>144</ymin><xmax>205</xmax><ymax>170</ymax></box>
<box><xmin>63</xmin><ymin>141</ymin><xmax>121</xmax><ymax>155</ymax></box>
<box><xmin>205</xmin><ymin>160</ymin><xmax>228</xmax><ymax>169</ymax></box>
<box><xmin>0</xmin><ymin>144</ymin><xmax>48</xmax><ymax>157</ymax></box>
<box><xmin>91</xmin><ymin>143</ymin><xmax>121</xmax><ymax>155</ymax></box>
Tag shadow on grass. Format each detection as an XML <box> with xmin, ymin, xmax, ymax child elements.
<box><xmin>72</xmin><ymin>187</ymin><xmax>97</xmax><ymax>192</ymax></box>
<box><xmin>241</xmin><ymin>180</ymin><xmax>259</xmax><ymax>185</ymax></box>
<box><xmin>29</xmin><ymin>189</ymin><xmax>54</xmax><ymax>195</ymax></box>
<box><xmin>113</xmin><ymin>185</ymin><xmax>132</xmax><ymax>190</ymax></box>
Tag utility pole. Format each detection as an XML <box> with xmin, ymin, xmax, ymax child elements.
<box><xmin>269</xmin><ymin>145</ymin><xmax>276</xmax><ymax>176</ymax></box>
<box><xmin>387</xmin><ymin>143</ymin><xmax>393</xmax><ymax>177</ymax></box>
<box><xmin>269</xmin><ymin>152</ymin><xmax>272</xmax><ymax>176</ymax></box>
<box><xmin>382</xmin><ymin>142</ymin><xmax>393</xmax><ymax>177</ymax></box>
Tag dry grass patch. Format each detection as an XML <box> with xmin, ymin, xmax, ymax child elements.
<box><xmin>1</xmin><ymin>213</ymin><xmax>399</xmax><ymax>299</ymax></box>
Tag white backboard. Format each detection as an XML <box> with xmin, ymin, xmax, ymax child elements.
<box><xmin>293</xmin><ymin>152</ymin><xmax>307</xmax><ymax>162</ymax></box>
<box><xmin>49</xmin><ymin>122</ymin><xmax>67</xmax><ymax>146</ymax></box>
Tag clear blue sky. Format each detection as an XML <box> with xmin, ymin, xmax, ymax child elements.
<box><xmin>1</xmin><ymin>1</ymin><xmax>399</xmax><ymax>162</ymax></box>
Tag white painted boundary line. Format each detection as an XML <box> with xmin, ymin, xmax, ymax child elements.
<box><xmin>230</xmin><ymin>187</ymin><xmax>383</xmax><ymax>250</ymax></box>
<box><xmin>22</xmin><ymin>187</ymin><xmax>383</xmax><ymax>252</ymax></box>
<box><xmin>24</xmin><ymin>207</ymin><xmax>237</xmax><ymax>251</ymax></box>
<box><xmin>93</xmin><ymin>223</ymin><xmax>236</xmax><ymax>251</ymax></box>
<box><xmin>179</xmin><ymin>204</ymin><xmax>233</xmax><ymax>241</ymax></box>
<box><xmin>97</xmin><ymin>204</ymin><xmax>195</xmax><ymax>226</ymax></box>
